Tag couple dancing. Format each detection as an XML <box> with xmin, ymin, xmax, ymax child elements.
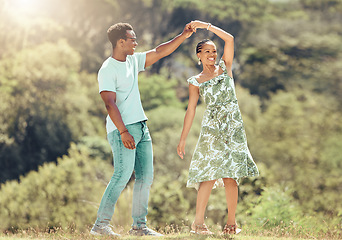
<box><xmin>90</xmin><ymin>20</ymin><xmax>259</xmax><ymax>237</ymax></box>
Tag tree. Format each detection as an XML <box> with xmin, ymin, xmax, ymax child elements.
<box><xmin>252</xmin><ymin>89</ymin><xmax>342</xmax><ymax>217</ymax></box>
<box><xmin>0</xmin><ymin>40</ymin><xmax>104</xmax><ymax>183</ymax></box>
<box><xmin>237</xmin><ymin>4</ymin><xmax>342</xmax><ymax>104</ymax></box>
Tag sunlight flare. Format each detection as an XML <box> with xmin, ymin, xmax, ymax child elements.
<box><xmin>13</xmin><ymin>0</ymin><xmax>39</xmax><ymax>11</ymax></box>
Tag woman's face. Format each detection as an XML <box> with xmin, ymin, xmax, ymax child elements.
<box><xmin>197</xmin><ymin>42</ymin><xmax>217</xmax><ymax>66</ymax></box>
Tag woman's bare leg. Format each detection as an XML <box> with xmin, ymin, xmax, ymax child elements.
<box><xmin>194</xmin><ymin>180</ymin><xmax>216</xmax><ymax>225</ymax></box>
<box><xmin>223</xmin><ymin>178</ymin><xmax>238</xmax><ymax>225</ymax></box>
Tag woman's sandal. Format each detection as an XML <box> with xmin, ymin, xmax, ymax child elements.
<box><xmin>222</xmin><ymin>224</ymin><xmax>242</xmax><ymax>235</ymax></box>
<box><xmin>190</xmin><ymin>222</ymin><xmax>214</xmax><ymax>235</ymax></box>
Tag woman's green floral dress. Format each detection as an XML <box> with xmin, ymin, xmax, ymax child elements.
<box><xmin>187</xmin><ymin>59</ymin><xmax>259</xmax><ymax>190</ymax></box>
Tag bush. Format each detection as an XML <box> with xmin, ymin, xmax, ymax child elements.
<box><xmin>0</xmin><ymin>143</ymin><xmax>115</xmax><ymax>231</ymax></box>
<box><xmin>248</xmin><ymin>185</ymin><xmax>301</xmax><ymax>229</ymax></box>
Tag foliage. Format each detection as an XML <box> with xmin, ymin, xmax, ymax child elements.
<box><xmin>300</xmin><ymin>0</ymin><xmax>342</xmax><ymax>13</ymax></box>
<box><xmin>0</xmin><ymin>144</ymin><xmax>111</xmax><ymax>230</ymax></box>
<box><xmin>249</xmin><ymin>186</ymin><xmax>302</xmax><ymax>229</ymax></box>
<box><xmin>0</xmin><ymin>41</ymin><xmax>104</xmax><ymax>183</ymax></box>
<box><xmin>238</xmin><ymin>18</ymin><xmax>342</xmax><ymax>101</ymax></box>
<box><xmin>139</xmin><ymin>74</ymin><xmax>183</xmax><ymax>111</ymax></box>
<box><xmin>148</xmin><ymin>172</ymin><xmax>195</xmax><ymax>230</ymax></box>
<box><xmin>251</xmin><ymin>89</ymin><xmax>342</xmax><ymax>217</ymax></box>
<box><xmin>77</xmin><ymin>136</ymin><xmax>112</xmax><ymax>165</ymax></box>
<box><xmin>146</xmin><ymin>105</ymin><xmax>206</xmax><ymax>177</ymax></box>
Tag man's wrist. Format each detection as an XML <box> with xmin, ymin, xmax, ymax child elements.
<box><xmin>179</xmin><ymin>32</ymin><xmax>187</xmax><ymax>40</ymax></box>
<box><xmin>120</xmin><ymin>129</ymin><xmax>128</xmax><ymax>135</ymax></box>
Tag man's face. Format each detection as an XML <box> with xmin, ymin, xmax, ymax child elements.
<box><xmin>123</xmin><ymin>30</ymin><xmax>138</xmax><ymax>55</ymax></box>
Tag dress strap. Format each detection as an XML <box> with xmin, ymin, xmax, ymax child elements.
<box><xmin>187</xmin><ymin>76</ymin><xmax>200</xmax><ymax>87</ymax></box>
<box><xmin>218</xmin><ymin>58</ymin><xmax>227</xmax><ymax>74</ymax></box>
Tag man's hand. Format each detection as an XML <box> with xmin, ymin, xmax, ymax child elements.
<box><xmin>121</xmin><ymin>131</ymin><xmax>136</xmax><ymax>150</ymax></box>
<box><xmin>189</xmin><ymin>20</ymin><xmax>207</xmax><ymax>32</ymax></box>
<box><xmin>181</xmin><ymin>22</ymin><xmax>195</xmax><ymax>39</ymax></box>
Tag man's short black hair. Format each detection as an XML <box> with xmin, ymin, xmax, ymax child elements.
<box><xmin>107</xmin><ymin>23</ymin><xmax>133</xmax><ymax>48</ymax></box>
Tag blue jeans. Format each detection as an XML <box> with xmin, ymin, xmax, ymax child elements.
<box><xmin>95</xmin><ymin>121</ymin><xmax>153</xmax><ymax>228</ymax></box>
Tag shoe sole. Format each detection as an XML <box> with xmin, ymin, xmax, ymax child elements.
<box><xmin>90</xmin><ymin>230</ymin><xmax>100</xmax><ymax>236</ymax></box>
<box><xmin>129</xmin><ymin>229</ymin><xmax>163</xmax><ymax>237</ymax></box>
<box><xmin>90</xmin><ymin>230</ymin><xmax>120</xmax><ymax>237</ymax></box>
<box><xmin>129</xmin><ymin>233</ymin><xmax>163</xmax><ymax>237</ymax></box>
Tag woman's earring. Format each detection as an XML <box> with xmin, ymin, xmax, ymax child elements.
<box><xmin>198</xmin><ymin>59</ymin><xmax>201</xmax><ymax>65</ymax></box>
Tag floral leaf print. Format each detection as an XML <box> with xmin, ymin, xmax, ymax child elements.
<box><xmin>186</xmin><ymin>59</ymin><xmax>259</xmax><ymax>190</ymax></box>
<box><xmin>232</xmin><ymin>126</ymin><xmax>245</xmax><ymax>144</ymax></box>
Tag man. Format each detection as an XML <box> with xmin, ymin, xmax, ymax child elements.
<box><xmin>90</xmin><ymin>22</ymin><xmax>193</xmax><ymax>237</ymax></box>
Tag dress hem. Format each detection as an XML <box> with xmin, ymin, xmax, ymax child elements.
<box><xmin>186</xmin><ymin>173</ymin><xmax>259</xmax><ymax>191</ymax></box>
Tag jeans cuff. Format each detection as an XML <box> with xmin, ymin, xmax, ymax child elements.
<box><xmin>132</xmin><ymin>223</ymin><xmax>146</xmax><ymax>229</ymax></box>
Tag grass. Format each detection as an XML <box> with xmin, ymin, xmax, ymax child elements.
<box><xmin>0</xmin><ymin>226</ymin><xmax>340</xmax><ymax>240</ymax></box>
<box><xmin>0</xmin><ymin>233</ymin><xmax>321</xmax><ymax>240</ymax></box>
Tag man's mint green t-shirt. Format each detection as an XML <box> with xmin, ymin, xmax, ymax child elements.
<box><xmin>98</xmin><ymin>52</ymin><xmax>148</xmax><ymax>134</ymax></box>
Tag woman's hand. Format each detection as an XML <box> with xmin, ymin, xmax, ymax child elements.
<box><xmin>190</xmin><ymin>20</ymin><xmax>209</xmax><ymax>32</ymax></box>
<box><xmin>177</xmin><ymin>140</ymin><xmax>186</xmax><ymax>159</ymax></box>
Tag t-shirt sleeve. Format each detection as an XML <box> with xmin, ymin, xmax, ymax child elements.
<box><xmin>135</xmin><ymin>52</ymin><xmax>146</xmax><ymax>72</ymax></box>
<box><xmin>98</xmin><ymin>66</ymin><xmax>116</xmax><ymax>93</ymax></box>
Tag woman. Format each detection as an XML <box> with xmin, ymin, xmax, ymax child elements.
<box><xmin>177</xmin><ymin>20</ymin><xmax>259</xmax><ymax>235</ymax></box>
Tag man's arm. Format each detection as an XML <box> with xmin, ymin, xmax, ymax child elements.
<box><xmin>144</xmin><ymin>23</ymin><xmax>193</xmax><ymax>68</ymax></box>
<box><xmin>100</xmin><ymin>91</ymin><xmax>136</xmax><ymax>150</ymax></box>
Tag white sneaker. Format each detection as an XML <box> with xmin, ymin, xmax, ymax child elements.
<box><xmin>128</xmin><ymin>226</ymin><xmax>163</xmax><ymax>237</ymax></box>
<box><xmin>90</xmin><ymin>224</ymin><xmax>120</xmax><ymax>237</ymax></box>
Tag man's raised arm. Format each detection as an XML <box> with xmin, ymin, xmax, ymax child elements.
<box><xmin>144</xmin><ymin>23</ymin><xmax>194</xmax><ymax>68</ymax></box>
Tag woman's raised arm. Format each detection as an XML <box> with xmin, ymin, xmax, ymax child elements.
<box><xmin>190</xmin><ymin>20</ymin><xmax>234</xmax><ymax>70</ymax></box>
